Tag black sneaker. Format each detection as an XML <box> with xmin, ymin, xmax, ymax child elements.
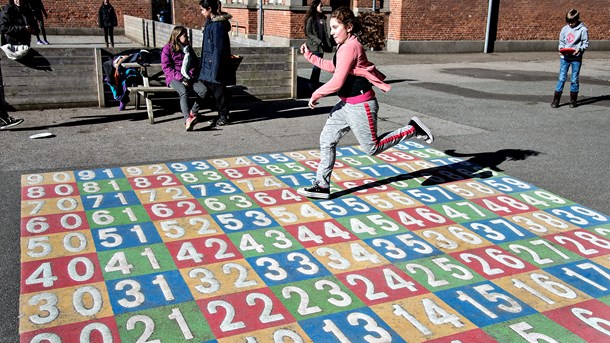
<box><xmin>408</xmin><ymin>116</ymin><xmax>434</xmax><ymax>144</ymax></box>
<box><xmin>297</xmin><ymin>182</ymin><xmax>331</xmax><ymax>199</ymax></box>
<box><xmin>0</xmin><ymin>116</ymin><xmax>24</xmax><ymax>130</ymax></box>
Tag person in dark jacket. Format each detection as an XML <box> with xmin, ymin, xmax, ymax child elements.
<box><xmin>198</xmin><ymin>0</ymin><xmax>232</xmax><ymax>127</ymax></box>
<box><xmin>29</xmin><ymin>0</ymin><xmax>48</xmax><ymax>44</ymax></box>
<box><xmin>0</xmin><ymin>0</ymin><xmax>37</xmax><ymax>47</ymax></box>
<box><xmin>161</xmin><ymin>26</ymin><xmax>208</xmax><ymax>131</ymax></box>
<box><xmin>98</xmin><ymin>0</ymin><xmax>118</xmax><ymax>48</ymax></box>
<box><xmin>304</xmin><ymin>0</ymin><xmax>332</xmax><ymax>90</ymax></box>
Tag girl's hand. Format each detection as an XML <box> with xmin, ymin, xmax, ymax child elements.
<box><xmin>308</xmin><ymin>97</ymin><xmax>318</xmax><ymax>109</ymax></box>
<box><xmin>300</xmin><ymin>43</ymin><xmax>310</xmax><ymax>55</ymax></box>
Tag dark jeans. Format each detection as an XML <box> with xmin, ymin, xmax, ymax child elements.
<box><xmin>309</xmin><ymin>51</ymin><xmax>324</xmax><ymax>85</ymax></box>
<box><xmin>103</xmin><ymin>26</ymin><xmax>114</xmax><ymax>45</ymax></box>
<box><xmin>35</xmin><ymin>18</ymin><xmax>46</xmax><ymax>41</ymax></box>
<box><xmin>169</xmin><ymin>79</ymin><xmax>208</xmax><ymax>121</ymax></box>
<box><xmin>204</xmin><ymin>81</ymin><xmax>229</xmax><ymax>120</ymax></box>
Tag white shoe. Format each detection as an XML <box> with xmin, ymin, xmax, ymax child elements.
<box><xmin>408</xmin><ymin>116</ymin><xmax>434</xmax><ymax>144</ymax></box>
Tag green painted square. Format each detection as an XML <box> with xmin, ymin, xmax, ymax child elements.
<box><xmin>269</xmin><ymin>275</ymin><xmax>366</xmax><ymax>321</ymax></box>
<box><xmin>499</xmin><ymin>237</ymin><xmax>584</xmax><ymax>268</ymax></box>
<box><xmin>227</xmin><ymin>227</ymin><xmax>304</xmax><ymax>258</ymax></box>
<box><xmin>78</xmin><ymin>178</ymin><xmax>132</xmax><ymax>194</ymax></box>
<box><xmin>598</xmin><ymin>294</ymin><xmax>610</xmax><ymax>307</ymax></box>
<box><xmin>86</xmin><ymin>205</ymin><xmax>150</xmax><ymax>228</ymax></box>
<box><xmin>115</xmin><ymin>301</ymin><xmax>215</xmax><ymax>342</ymax></box>
<box><xmin>429</xmin><ymin>200</ymin><xmax>496</xmax><ymax>223</ymax></box>
<box><xmin>483</xmin><ymin>313</ymin><xmax>586</xmax><ymax>343</ymax></box>
<box><xmin>336</xmin><ymin>213</ymin><xmax>409</xmax><ymax>240</ymax></box>
<box><xmin>98</xmin><ymin>243</ymin><xmax>177</xmax><ymax>280</ymax></box>
<box><xmin>396</xmin><ymin>255</ymin><xmax>486</xmax><ymax>292</ymax></box>
<box><xmin>198</xmin><ymin>193</ymin><xmax>260</xmax><ymax>213</ymax></box>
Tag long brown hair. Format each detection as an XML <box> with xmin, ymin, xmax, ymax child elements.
<box><xmin>168</xmin><ymin>26</ymin><xmax>188</xmax><ymax>52</ymax></box>
<box><xmin>304</xmin><ymin>0</ymin><xmax>326</xmax><ymax>27</ymax></box>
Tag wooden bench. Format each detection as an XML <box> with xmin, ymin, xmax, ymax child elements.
<box><xmin>124</xmin><ymin>62</ymin><xmax>172</xmax><ymax>124</ymax></box>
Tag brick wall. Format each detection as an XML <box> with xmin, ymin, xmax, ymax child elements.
<box><xmin>42</xmin><ymin>0</ymin><xmax>150</xmax><ymax>28</ymax></box>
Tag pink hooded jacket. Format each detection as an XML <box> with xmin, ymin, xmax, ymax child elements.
<box><xmin>304</xmin><ymin>35</ymin><xmax>391</xmax><ymax>104</ymax></box>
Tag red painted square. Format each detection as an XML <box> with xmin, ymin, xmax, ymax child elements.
<box><xmin>20</xmin><ymin>316</ymin><xmax>120</xmax><ymax>343</ymax></box>
<box><xmin>451</xmin><ymin>246</ymin><xmax>538</xmax><ymax>279</ymax></box>
<box><xmin>471</xmin><ymin>195</ymin><xmax>536</xmax><ymax>216</ymax></box>
<box><xmin>21</xmin><ymin>182</ymin><xmax>80</xmax><ymax>200</ymax></box>
<box><xmin>21</xmin><ymin>212</ymin><xmax>88</xmax><ymax>237</ymax></box>
<box><xmin>544</xmin><ymin>299</ymin><xmax>610</xmax><ymax>341</ymax></box>
<box><xmin>545</xmin><ymin>229</ymin><xmax>610</xmax><ymax>258</ymax></box>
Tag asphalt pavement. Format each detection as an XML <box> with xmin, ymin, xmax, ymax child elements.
<box><xmin>1</xmin><ymin>36</ymin><xmax>609</xmax><ymax>341</ymax></box>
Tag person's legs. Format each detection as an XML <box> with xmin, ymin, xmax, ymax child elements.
<box><xmin>190</xmin><ymin>80</ymin><xmax>208</xmax><ymax>115</ymax></box>
<box><xmin>309</xmin><ymin>52</ymin><xmax>323</xmax><ymax>89</ymax></box>
<box><xmin>169</xmin><ymin>80</ymin><xmax>190</xmax><ymax>120</ymax></box>
<box><xmin>347</xmin><ymin>99</ymin><xmax>420</xmax><ymax>155</ymax></box>
<box><xmin>555</xmin><ymin>58</ymin><xmax>570</xmax><ymax>93</ymax></box>
<box><xmin>316</xmin><ymin>101</ymin><xmax>351</xmax><ymax>188</ymax></box>
<box><xmin>569</xmin><ymin>59</ymin><xmax>581</xmax><ymax>93</ymax></box>
<box><xmin>103</xmin><ymin>27</ymin><xmax>110</xmax><ymax>47</ymax></box>
<box><xmin>109</xmin><ymin>26</ymin><xmax>115</xmax><ymax>47</ymax></box>
<box><xmin>208</xmin><ymin>82</ymin><xmax>229</xmax><ymax>126</ymax></box>
<box><xmin>38</xmin><ymin>19</ymin><xmax>47</xmax><ymax>43</ymax></box>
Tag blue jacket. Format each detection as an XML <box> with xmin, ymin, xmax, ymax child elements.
<box><xmin>199</xmin><ymin>13</ymin><xmax>232</xmax><ymax>85</ymax></box>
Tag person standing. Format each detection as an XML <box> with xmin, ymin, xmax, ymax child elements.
<box><xmin>29</xmin><ymin>0</ymin><xmax>48</xmax><ymax>44</ymax></box>
<box><xmin>304</xmin><ymin>0</ymin><xmax>333</xmax><ymax>90</ymax></box>
<box><xmin>551</xmin><ymin>8</ymin><xmax>589</xmax><ymax>109</ymax></box>
<box><xmin>198</xmin><ymin>0</ymin><xmax>232</xmax><ymax>127</ymax></box>
<box><xmin>0</xmin><ymin>0</ymin><xmax>37</xmax><ymax>48</ymax></box>
<box><xmin>98</xmin><ymin>0</ymin><xmax>117</xmax><ymax>48</ymax></box>
<box><xmin>161</xmin><ymin>26</ymin><xmax>208</xmax><ymax>131</ymax></box>
<box><xmin>297</xmin><ymin>7</ymin><xmax>434</xmax><ymax>199</ymax></box>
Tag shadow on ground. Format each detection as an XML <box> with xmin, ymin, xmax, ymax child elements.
<box><xmin>332</xmin><ymin>148</ymin><xmax>541</xmax><ymax>198</ymax></box>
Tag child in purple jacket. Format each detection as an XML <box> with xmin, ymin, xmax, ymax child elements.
<box><xmin>161</xmin><ymin>26</ymin><xmax>207</xmax><ymax>131</ymax></box>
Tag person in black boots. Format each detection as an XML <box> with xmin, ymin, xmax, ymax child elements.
<box><xmin>198</xmin><ymin>0</ymin><xmax>232</xmax><ymax>128</ymax></box>
<box><xmin>98</xmin><ymin>0</ymin><xmax>118</xmax><ymax>48</ymax></box>
<box><xmin>551</xmin><ymin>8</ymin><xmax>588</xmax><ymax>108</ymax></box>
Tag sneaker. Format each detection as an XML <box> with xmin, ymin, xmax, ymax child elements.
<box><xmin>408</xmin><ymin>116</ymin><xmax>434</xmax><ymax>144</ymax></box>
<box><xmin>0</xmin><ymin>116</ymin><xmax>24</xmax><ymax>130</ymax></box>
<box><xmin>36</xmin><ymin>40</ymin><xmax>44</xmax><ymax>45</ymax></box>
<box><xmin>185</xmin><ymin>115</ymin><xmax>197</xmax><ymax>131</ymax></box>
<box><xmin>297</xmin><ymin>182</ymin><xmax>331</xmax><ymax>199</ymax></box>
<box><xmin>43</xmin><ymin>40</ymin><xmax>50</xmax><ymax>45</ymax></box>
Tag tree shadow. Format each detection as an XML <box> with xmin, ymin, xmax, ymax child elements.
<box><xmin>331</xmin><ymin>148</ymin><xmax>541</xmax><ymax>198</ymax></box>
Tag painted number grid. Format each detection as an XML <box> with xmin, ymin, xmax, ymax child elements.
<box><xmin>19</xmin><ymin>142</ymin><xmax>610</xmax><ymax>342</ymax></box>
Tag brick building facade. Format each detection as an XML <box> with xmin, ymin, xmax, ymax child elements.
<box><xmin>39</xmin><ymin>0</ymin><xmax>610</xmax><ymax>53</ymax></box>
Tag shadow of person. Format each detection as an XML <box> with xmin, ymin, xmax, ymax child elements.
<box><xmin>574</xmin><ymin>95</ymin><xmax>610</xmax><ymax>107</ymax></box>
<box><xmin>15</xmin><ymin>48</ymin><xmax>52</xmax><ymax>71</ymax></box>
<box><xmin>331</xmin><ymin>148</ymin><xmax>541</xmax><ymax>198</ymax></box>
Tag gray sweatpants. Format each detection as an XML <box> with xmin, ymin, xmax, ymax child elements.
<box><xmin>316</xmin><ymin>98</ymin><xmax>415</xmax><ymax>188</ymax></box>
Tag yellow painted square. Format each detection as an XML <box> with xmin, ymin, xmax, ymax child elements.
<box><xmin>439</xmin><ymin>180</ymin><xmax>502</xmax><ymax>199</ymax></box>
<box><xmin>21</xmin><ymin>196</ymin><xmax>84</xmax><ymax>217</ymax></box>
<box><xmin>415</xmin><ymin>224</ymin><xmax>492</xmax><ymax>253</ymax></box>
<box><xmin>394</xmin><ymin>160</ymin><xmax>437</xmax><ymax>173</ymax></box>
<box><xmin>208</xmin><ymin>156</ymin><xmax>256</xmax><ymax>169</ymax></box>
<box><xmin>121</xmin><ymin>163</ymin><xmax>173</xmax><ymax>177</ymax></box>
<box><xmin>331</xmin><ymin>167</ymin><xmax>371</xmax><ymax>182</ymax></box>
<box><xmin>180</xmin><ymin>259</ymin><xmax>266</xmax><ymax>299</ymax></box>
<box><xmin>264</xmin><ymin>203</ymin><xmax>332</xmax><ymax>226</ymax></box>
<box><xmin>19</xmin><ymin>281</ymin><xmax>113</xmax><ymax>333</ymax></box>
<box><xmin>507</xmin><ymin>211</ymin><xmax>582</xmax><ymax>236</ymax></box>
<box><xmin>307</xmin><ymin>241</ymin><xmax>389</xmax><ymax>273</ymax></box>
<box><xmin>154</xmin><ymin>214</ymin><xmax>223</xmax><ymax>242</ymax></box>
<box><xmin>134</xmin><ymin>185</ymin><xmax>194</xmax><ymax>204</ymax></box>
<box><xmin>284</xmin><ymin>149</ymin><xmax>322</xmax><ymax>162</ymax></box>
<box><xmin>21</xmin><ymin>230</ymin><xmax>96</xmax><ymax>263</ymax></box>
<box><xmin>591</xmin><ymin>255</ymin><xmax>610</xmax><ymax>270</ymax></box>
<box><xmin>370</xmin><ymin>294</ymin><xmax>476</xmax><ymax>342</ymax></box>
<box><xmin>217</xmin><ymin>322</ymin><xmax>310</xmax><ymax>343</ymax></box>
<box><xmin>233</xmin><ymin>176</ymin><xmax>287</xmax><ymax>193</ymax></box>
<box><xmin>21</xmin><ymin>171</ymin><xmax>76</xmax><ymax>187</ymax></box>
<box><xmin>358</xmin><ymin>191</ymin><xmax>423</xmax><ymax>211</ymax></box>
<box><xmin>492</xmin><ymin>270</ymin><xmax>592</xmax><ymax>312</ymax></box>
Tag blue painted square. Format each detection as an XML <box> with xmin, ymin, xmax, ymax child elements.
<box><xmin>394</xmin><ymin>141</ymin><xmax>427</xmax><ymax>151</ymax></box>
<box><xmin>364</xmin><ymin>232</ymin><xmax>444</xmax><ymax>262</ymax></box>
<box><xmin>357</xmin><ymin>164</ymin><xmax>408</xmax><ymax>178</ymax></box>
<box><xmin>544</xmin><ymin>260</ymin><xmax>610</xmax><ymax>298</ymax></box>
<box><xmin>91</xmin><ymin>222</ymin><xmax>163</xmax><ymax>251</ymax></box>
<box><xmin>246</xmin><ymin>249</ymin><xmax>331</xmax><ymax>286</ymax></box>
<box><xmin>277</xmin><ymin>172</ymin><xmax>317</xmax><ymax>188</ymax></box>
<box><xmin>544</xmin><ymin>205</ymin><xmax>609</xmax><ymax>228</ymax></box>
<box><xmin>210</xmin><ymin>208</ymin><xmax>280</xmax><ymax>233</ymax></box>
<box><xmin>299</xmin><ymin>307</ymin><xmax>405</xmax><ymax>342</ymax></box>
<box><xmin>185</xmin><ymin>180</ymin><xmax>242</xmax><ymax>197</ymax></box>
<box><xmin>435</xmin><ymin>281</ymin><xmax>537</xmax><ymax>327</ymax></box>
<box><xmin>403</xmin><ymin>185</ymin><xmax>463</xmax><ymax>204</ymax></box>
<box><xmin>247</xmin><ymin>152</ymin><xmax>294</xmax><ymax>164</ymax></box>
<box><xmin>480</xmin><ymin>176</ymin><xmax>538</xmax><ymax>194</ymax></box>
<box><xmin>316</xmin><ymin>196</ymin><xmax>379</xmax><ymax>217</ymax></box>
<box><xmin>81</xmin><ymin>190</ymin><xmax>141</xmax><ymax>210</ymax></box>
<box><xmin>462</xmin><ymin>217</ymin><xmax>537</xmax><ymax>243</ymax></box>
<box><xmin>106</xmin><ymin>270</ymin><xmax>193</xmax><ymax>314</ymax></box>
